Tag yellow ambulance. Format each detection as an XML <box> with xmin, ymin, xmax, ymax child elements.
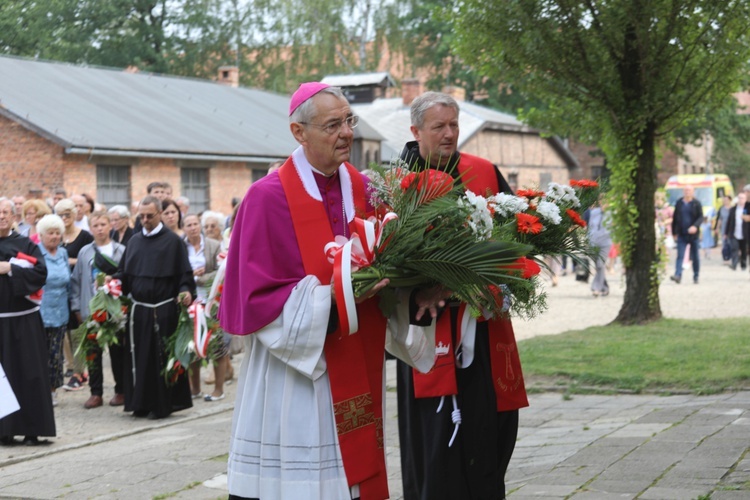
<box><xmin>664</xmin><ymin>174</ymin><xmax>735</xmax><ymax>215</ymax></box>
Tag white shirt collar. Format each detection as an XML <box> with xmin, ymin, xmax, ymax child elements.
<box><xmin>291</xmin><ymin>146</ymin><xmax>355</xmax><ymax>224</ymax></box>
<box><xmin>142</xmin><ymin>222</ymin><xmax>164</xmax><ymax>237</ymax></box>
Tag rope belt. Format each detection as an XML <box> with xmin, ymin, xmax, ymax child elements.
<box><xmin>0</xmin><ymin>306</ymin><xmax>40</xmax><ymax>318</ymax></box>
<box><xmin>128</xmin><ymin>297</ymin><xmax>175</xmax><ymax>386</ymax></box>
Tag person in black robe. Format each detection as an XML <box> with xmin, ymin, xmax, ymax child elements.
<box><xmin>0</xmin><ymin>198</ymin><xmax>55</xmax><ymax>446</ymax></box>
<box><xmin>114</xmin><ymin>196</ymin><xmax>196</xmax><ymax>419</ymax></box>
<box><xmin>396</xmin><ymin>93</ymin><xmax>527</xmax><ymax>500</ymax></box>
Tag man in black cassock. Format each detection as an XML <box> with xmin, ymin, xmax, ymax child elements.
<box><xmin>0</xmin><ymin>198</ymin><xmax>55</xmax><ymax>446</ymax></box>
<box><xmin>115</xmin><ymin>196</ymin><xmax>195</xmax><ymax>419</ymax></box>
<box><xmin>397</xmin><ymin>93</ymin><xmax>529</xmax><ymax>500</ymax></box>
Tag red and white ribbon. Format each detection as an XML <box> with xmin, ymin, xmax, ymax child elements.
<box><xmin>188</xmin><ymin>302</ymin><xmax>212</xmax><ymax>358</ymax></box>
<box><xmin>99</xmin><ymin>279</ymin><xmax>123</xmax><ymax>298</ymax></box>
<box><xmin>323</xmin><ymin>213</ymin><xmax>398</xmax><ymax>335</ymax></box>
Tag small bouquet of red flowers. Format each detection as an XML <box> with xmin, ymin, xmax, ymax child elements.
<box><xmin>74</xmin><ymin>274</ymin><xmax>129</xmax><ymax>371</ymax></box>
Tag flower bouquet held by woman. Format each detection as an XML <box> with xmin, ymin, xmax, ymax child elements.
<box><xmin>74</xmin><ymin>273</ymin><xmax>128</xmax><ymax>371</ymax></box>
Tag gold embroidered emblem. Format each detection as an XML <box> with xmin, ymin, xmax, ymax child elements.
<box><xmin>495</xmin><ymin>342</ymin><xmax>524</xmax><ymax>391</ymax></box>
<box><xmin>333</xmin><ymin>394</ymin><xmax>375</xmax><ymax>435</ymax></box>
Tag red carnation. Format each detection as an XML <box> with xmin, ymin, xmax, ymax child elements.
<box><xmin>566</xmin><ymin>209</ymin><xmax>587</xmax><ymax>227</ymax></box>
<box><xmin>401</xmin><ymin>170</ymin><xmax>454</xmax><ymax>203</ymax></box>
<box><xmin>569</xmin><ymin>179</ymin><xmax>599</xmax><ymax>188</ymax></box>
<box><xmin>87</xmin><ymin>333</ymin><xmax>98</xmax><ymax>340</ymax></box>
<box><xmin>508</xmin><ymin>257</ymin><xmax>542</xmax><ymax>279</ymax></box>
<box><xmin>516</xmin><ymin>189</ymin><xmax>545</xmax><ymax>199</ymax></box>
<box><xmin>516</xmin><ymin>213</ymin><xmax>543</xmax><ymax>234</ymax></box>
<box><xmin>92</xmin><ymin>309</ymin><xmax>108</xmax><ymax>323</ymax></box>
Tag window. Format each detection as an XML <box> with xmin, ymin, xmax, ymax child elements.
<box><xmin>97</xmin><ymin>165</ymin><xmax>130</xmax><ymax>208</ymax></box>
<box><xmin>182</xmin><ymin>168</ymin><xmax>209</xmax><ymax>213</ymax></box>
<box><xmin>539</xmin><ymin>172</ymin><xmax>552</xmax><ymax>188</ymax></box>
<box><xmin>507</xmin><ymin>172</ymin><xmax>519</xmax><ymax>192</ymax></box>
<box><xmin>252</xmin><ymin>169</ymin><xmax>267</xmax><ymax>183</ymax></box>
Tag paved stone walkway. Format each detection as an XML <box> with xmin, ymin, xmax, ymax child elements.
<box><xmin>1</xmin><ymin>253</ymin><xmax>748</xmax><ymax>499</ymax></box>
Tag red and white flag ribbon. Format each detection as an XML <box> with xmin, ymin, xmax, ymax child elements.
<box><xmin>188</xmin><ymin>302</ymin><xmax>212</xmax><ymax>358</ymax></box>
<box><xmin>323</xmin><ymin>213</ymin><xmax>398</xmax><ymax>335</ymax></box>
<box><xmin>99</xmin><ymin>279</ymin><xmax>123</xmax><ymax>298</ymax></box>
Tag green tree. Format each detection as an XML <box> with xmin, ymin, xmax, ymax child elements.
<box><xmin>675</xmin><ymin>94</ymin><xmax>750</xmax><ymax>188</ymax></box>
<box><xmin>454</xmin><ymin>1</ymin><xmax>750</xmax><ymax>324</ymax></box>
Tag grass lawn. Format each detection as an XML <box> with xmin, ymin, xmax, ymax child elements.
<box><xmin>518</xmin><ymin>317</ymin><xmax>750</xmax><ymax>395</ymax></box>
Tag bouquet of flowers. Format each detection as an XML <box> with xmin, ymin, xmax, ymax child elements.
<box><xmin>460</xmin><ymin>179</ymin><xmax>601</xmax><ymax>318</ymax></box>
<box><xmin>162</xmin><ymin>300</ymin><xmax>225</xmax><ymax>386</ymax></box>
<box><xmin>74</xmin><ymin>274</ymin><xmax>128</xmax><ymax>371</ymax></box>
<box><xmin>326</xmin><ymin>162</ymin><xmax>531</xmax><ymax>332</ymax></box>
<box><xmin>327</xmin><ymin>160</ymin><xmax>601</xmax><ymax>325</ymax></box>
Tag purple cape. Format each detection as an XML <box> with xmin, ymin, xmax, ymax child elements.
<box><xmin>219</xmin><ymin>166</ymin><xmax>371</xmax><ymax>335</ymax></box>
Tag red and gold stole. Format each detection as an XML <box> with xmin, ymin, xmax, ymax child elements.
<box><xmin>412</xmin><ymin>154</ymin><xmax>529</xmax><ymax>412</ymax></box>
<box><xmin>279</xmin><ymin>158</ymin><xmax>389</xmax><ymax>500</ymax></box>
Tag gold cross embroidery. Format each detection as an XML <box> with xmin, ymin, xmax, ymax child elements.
<box><xmin>343</xmin><ymin>400</ymin><xmax>366</xmax><ymax>427</ymax></box>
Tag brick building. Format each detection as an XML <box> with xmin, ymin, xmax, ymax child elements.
<box><xmin>0</xmin><ymin>55</ymin><xmax>381</xmax><ymax>215</ymax></box>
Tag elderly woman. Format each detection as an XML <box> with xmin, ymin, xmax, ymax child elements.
<box><xmin>201</xmin><ymin>211</ymin><xmax>225</xmax><ymax>242</ymax></box>
<box><xmin>21</xmin><ymin>199</ymin><xmax>52</xmax><ymax>242</ymax></box>
<box><xmin>182</xmin><ymin>214</ymin><xmax>229</xmax><ymax>401</ymax></box>
<box><xmin>162</xmin><ymin>199</ymin><xmax>183</xmax><ymax>237</ymax></box>
<box><xmin>37</xmin><ymin>214</ymin><xmax>71</xmax><ymax>407</ymax></box>
<box><xmin>54</xmin><ymin>199</ymin><xmax>93</xmax><ymax>391</ymax></box>
<box><xmin>108</xmin><ymin>205</ymin><xmax>133</xmax><ymax>245</ymax></box>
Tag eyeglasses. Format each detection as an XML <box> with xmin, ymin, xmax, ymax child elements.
<box><xmin>139</xmin><ymin>213</ymin><xmax>159</xmax><ymax>220</ymax></box>
<box><xmin>299</xmin><ymin>115</ymin><xmax>359</xmax><ymax>135</ymax></box>
<box><xmin>57</xmin><ymin>212</ymin><xmax>73</xmax><ymax>219</ymax></box>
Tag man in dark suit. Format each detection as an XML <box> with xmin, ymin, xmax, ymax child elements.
<box><xmin>725</xmin><ymin>191</ymin><xmax>749</xmax><ymax>271</ymax></box>
<box><xmin>670</xmin><ymin>185</ymin><xmax>703</xmax><ymax>284</ymax></box>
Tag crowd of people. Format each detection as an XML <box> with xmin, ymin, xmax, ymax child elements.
<box><xmin>1</xmin><ymin>184</ymin><xmax>239</xmax><ymax>445</ymax></box>
<box><xmin>657</xmin><ymin>184</ymin><xmax>750</xmax><ymax>285</ymax></box>
<box><xmin>3</xmin><ymin>81</ymin><xmax>750</xmax><ymax>500</ymax></box>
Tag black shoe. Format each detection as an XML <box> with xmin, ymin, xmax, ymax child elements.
<box><xmin>693</xmin><ymin>277</ymin><xmax>699</xmax><ymax>284</ymax></box>
<box><xmin>0</xmin><ymin>436</ymin><xmax>16</xmax><ymax>446</ymax></box>
<box><xmin>146</xmin><ymin>411</ymin><xmax>163</xmax><ymax>420</ymax></box>
<box><xmin>670</xmin><ymin>275</ymin><xmax>681</xmax><ymax>284</ymax></box>
<box><xmin>133</xmin><ymin>410</ymin><xmax>149</xmax><ymax>418</ymax></box>
<box><xmin>22</xmin><ymin>436</ymin><xmax>50</xmax><ymax>446</ymax></box>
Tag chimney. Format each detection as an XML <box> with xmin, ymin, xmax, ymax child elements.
<box><xmin>401</xmin><ymin>78</ymin><xmax>423</xmax><ymax>106</ymax></box>
<box><xmin>442</xmin><ymin>85</ymin><xmax>466</xmax><ymax>102</ymax></box>
<box><xmin>218</xmin><ymin>66</ymin><xmax>239</xmax><ymax>88</ymax></box>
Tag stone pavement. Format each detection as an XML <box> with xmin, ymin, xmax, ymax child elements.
<box><xmin>1</xmin><ymin>254</ymin><xmax>748</xmax><ymax>499</ymax></box>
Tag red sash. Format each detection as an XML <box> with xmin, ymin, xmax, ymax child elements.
<box><xmin>279</xmin><ymin>157</ymin><xmax>389</xmax><ymax>500</ymax></box>
<box><xmin>412</xmin><ymin>154</ymin><xmax>529</xmax><ymax>412</ymax></box>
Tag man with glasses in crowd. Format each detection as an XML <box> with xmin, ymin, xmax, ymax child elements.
<box><xmin>112</xmin><ymin>196</ymin><xmax>195</xmax><ymax>419</ymax></box>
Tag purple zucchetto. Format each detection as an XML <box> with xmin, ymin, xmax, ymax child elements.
<box><xmin>289</xmin><ymin>82</ymin><xmax>330</xmax><ymax>116</ymax></box>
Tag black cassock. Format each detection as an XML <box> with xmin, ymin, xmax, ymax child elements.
<box><xmin>116</xmin><ymin>228</ymin><xmax>196</xmax><ymax>418</ymax></box>
<box><xmin>0</xmin><ymin>232</ymin><xmax>55</xmax><ymax>438</ymax></box>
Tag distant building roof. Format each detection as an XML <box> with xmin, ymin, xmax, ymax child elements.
<box><xmin>0</xmin><ymin>55</ymin><xmax>298</xmax><ymax>161</ymax></box>
<box><xmin>321</xmin><ymin>72</ymin><xmax>396</xmax><ymax>88</ymax></box>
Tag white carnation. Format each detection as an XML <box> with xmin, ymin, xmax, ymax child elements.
<box><xmin>536</xmin><ymin>200</ymin><xmax>562</xmax><ymax>225</ymax></box>
<box><xmin>544</xmin><ymin>182</ymin><xmax>580</xmax><ymax>208</ymax></box>
<box><xmin>489</xmin><ymin>192</ymin><xmax>529</xmax><ymax>217</ymax></box>
<box><xmin>459</xmin><ymin>190</ymin><xmax>494</xmax><ymax>241</ymax></box>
